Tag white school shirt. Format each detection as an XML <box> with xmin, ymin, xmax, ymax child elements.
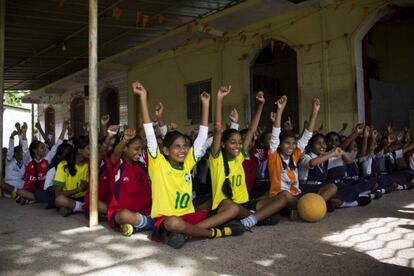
<box><xmin>4</xmin><ymin>138</ymin><xmax>30</xmax><ymax>189</ymax></box>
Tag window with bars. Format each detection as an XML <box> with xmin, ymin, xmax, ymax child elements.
<box><xmin>186</xmin><ymin>80</ymin><xmax>212</xmax><ymax>124</ymax></box>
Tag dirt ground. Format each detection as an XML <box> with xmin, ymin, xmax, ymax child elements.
<box><xmin>1</xmin><ymin>190</ymin><xmax>414</xmax><ymax>276</ymax></box>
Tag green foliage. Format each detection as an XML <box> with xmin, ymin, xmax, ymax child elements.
<box><xmin>3</xmin><ymin>91</ymin><xmax>26</xmax><ymax>107</ymax></box>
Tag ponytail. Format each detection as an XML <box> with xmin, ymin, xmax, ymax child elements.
<box><xmin>221</xmin><ymin>149</ymin><xmax>233</xmax><ymax>199</ymax></box>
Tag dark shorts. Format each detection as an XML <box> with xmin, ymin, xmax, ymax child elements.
<box><xmin>241</xmin><ymin>199</ymin><xmax>259</xmax><ymax>212</ymax></box>
<box><xmin>193</xmin><ymin>194</ymin><xmax>212</xmax><ymax>207</ymax></box>
<box><xmin>34</xmin><ymin>190</ymin><xmax>56</xmax><ymax>208</ymax></box>
<box><xmin>151</xmin><ymin>210</ymin><xmax>215</xmax><ymax>242</ymax></box>
<box><xmin>70</xmin><ymin>196</ymin><xmax>84</xmax><ymax>202</ymax></box>
<box><xmin>298</xmin><ymin>183</ymin><xmax>334</xmax><ymax>199</ymax></box>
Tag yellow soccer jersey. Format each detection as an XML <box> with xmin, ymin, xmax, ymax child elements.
<box><xmin>148</xmin><ymin>147</ymin><xmax>197</xmax><ymax>218</ymax></box>
<box><xmin>54</xmin><ymin>161</ymin><xmax>88</xmax><ymax>198</ymax></box>
<box><xmin>209</xmin><ymin>150</ymin><xmax>249</xmax><ymax>209</ymax></box>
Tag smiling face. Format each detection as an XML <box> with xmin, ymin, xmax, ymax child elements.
<box><xmin>310</xmin><ymin>136</ymin><xmax>327</xmax><ymax>155</ymax></box>
<box><xmin>163</xmin><ymin>136</ymin><xmax>189</xmax><ymax>164</ymax></box>
<box><xmin>34</xmin><ymin>143</ymin><xmax>47</xmax><ymax>159</ymax></box>
<box><xmin>222</xmin><ymin>132</ymin><xmax>242</xmax><ymax>159</ymax></box>
<box><xmin>326</xmin><ymin>133</ymin><xmax>340</xmax><ymax>150</ymax></box>
<box><xmin>279</xmin><ymin>137</ymin><xmax>297</xmax><ymax>157</ymax></box>
<box><xmin>124</xmin><ymin>139</ymin><xmax>143</xmax><ymax>162</ymax></box>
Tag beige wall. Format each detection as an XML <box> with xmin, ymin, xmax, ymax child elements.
<box><xmin>126</xmin><ymin>0</ymin><xmax>411</xmax><ymax>133</ymax></box>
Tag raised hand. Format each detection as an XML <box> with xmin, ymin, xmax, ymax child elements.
<box><xmin>63</xmin><ymin>120</ymin><xmax>70</xmax><ymax>130</ymax></box>
<box><xmin>270</xmin><ymin>112</ymin><xmax>276</xmax><ymax>123</ymax></box>
<box><xmin>168</xmin><ymin>122</ymin><xmax>178</xmax><ymax>131</ymax></box>
<box><xmin>217</xmin><ymin>85</ymin><xmax>231</xmax><ymax>99</ymax></box>
<box><xmin>256</xmin><ymin>91</ymin><xmax>265</xmax><ymax>103</ymax></box>
<box><xmin>284</xmin><ymin>116</ymin><xmax>294</xmax><ymax>131</ymax></box>
<box><xmin>229</xmin><ymin>108</ymin><xmax>239</xmax><ymax>123</ymax></box>
<box><xmin>21</xmin><ymin>122</ymin><xmax>28</xmax><ymax>133</ymax></box>
<box><xmin>79</xmin><ymin>181</ymin><xmax>89</xmax><ymax>192</ymax></box>
<box><xmin>107</xmin><ymin>125</ymin><xmax>120</xmax><ymax>136</ymax></box>
<box><xmin>35</xmin><ymin>121</ymin><xmax>41</xmax><ymax>130</ymax></box>
<box><xmin>123</xmin><ymin>128</ymin><xmax>136</xmax><ymax>141</ymax></box>
<box><xmin>11</xmin><ymin>130</ymin><xmax>19</xmax><ymax>138</ymax></box>
<box><xmin>332</xmin><ymin>147</ymin><xmax>344</xmax><ymax>157</ymax></box>
<box><xmin>354</xmin><ymin>123</ymin><xmax>365</xmax><ymax>135</ymax></box>
<box><xmin>363</xmin><ymin>125</ymin><xmax>370</xmax><ymax>138</ymax></box>
<box><xmin>318</xmin><ymin>123</ymin><xmax>324</xmax><ymax>133</ymax></box>
<box><xmin>132</xmin><ymin>81</ymin><xmax>147</xmax><ymax>97</ymax></box>
<box><xmin>342</xmin><ymin>123</ymin><xmax>348</xmax><ymax>130</ymax></box>
<box><xmin>101</xmin><ymin>114</ymin><xmax>110</xmax><ymax>126</ymax></box>
<box><xmin>276</xmin><ymin>95</ymin><xmax>287</xmax><ymax>111</ymax></box>
<box><xmin>312</xmin><ymin>98</ymin><xmax>320</xmax><ymax>113</ymax></box>
<box><xmin>155</xmin><ymin>102</ymin><xmax>164</xmax><ymax>119</ymax></box>
<box><xmin>15</xmin><ymin>122</ymin><xmax>21</xmax><ymax>134</ymax></box>
<box><xmin>200</xmin><ymin>91</ymin><xmax>211</xmax><ymax>104</ymax></box>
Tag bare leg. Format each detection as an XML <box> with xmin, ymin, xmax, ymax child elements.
<box><xmin>318</xmin><ymin>184</ymin><xmax>337</xmax><ymax>201</ymax></box>
<box><xmin>254</xmin><ymin>193</ymin><xmax>288</xmax><ymax>222</ymax></box>
<box><xmin>195</xmin><ymin>199</ymin><xmax>212</xmax><ymax>211</ymax></box>
<box><xmin>163</xmin><ymin>216</ymin><xmax>211</xmax><ymax>238</ymax></box>
<box><xmin>17</xmin><ymin>189</ymin><xmax>35</xmax><ymax>201</ymax></box>
<box><xmin>98</xmin><ymin>201</ymin><xmax>108</xmax><ymax>215</ymax></box>
<box><xmin>114</xmin><ymin>209</ymin><xmax>141</xmax><ymax>225</ymax></box>
<box><xmin>196</xmin><ymin>199</ymin><xmax>239</xmax><ymax>229</ymax></box>
<box><xmin>55</xmin><ymin>194</ymin><xmax>76</xmax><ymax>209</ymax></box>
<box><xmin>1</xmin><ymin>182</ymin><xmax>15</xmax><ymax>193</ymax></box>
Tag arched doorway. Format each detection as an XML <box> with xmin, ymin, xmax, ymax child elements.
<box><xmin>44</xmin><ymin>106</ymin><xmax>55</xmax><ymax>141</ymax></box>
<box><xmin>250</xmin><ymin>41</ymin><xmax>299</xmax><ymax>131</ymax></box>
<box><xmin>354</xmin><ymin>2</ymin><xmax>414</xmax><ymax>128</ymax></box>
<box><xmin>71</xmin><ymin>97</ymin><xmax>85</xmax><ymax>138</ymax></box>
<box><xmin>100</xmin><ymin>87</ymin><xmax>120</xmax><ymax>125</ymax></box>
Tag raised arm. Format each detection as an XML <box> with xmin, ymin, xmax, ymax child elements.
<box><xmin>211</xmin><ymin>85</ymin><xmax>231</xmax><ymax>155</ymax></box>
<box><xmin>341</xmin><ymin>123</ymin><xmax>364</xmax><ymax>152</ymax></box>
<box><xmin>243</xmin><ymin>91</ymin><xmax>265</xmax><ymax>150</ymax></box>
<box><xmin>309</xmin><ymin>147</ymin><xmax>343</xmax><ymax>168</ymax></box>
<box><xmin>155</xmin><ymin>102</ymin><xmax>168</xmax><ymax>139</ymax></box>
<box><xmin>269</xmin><ymin>95</ymin><xmax>287</xmax><ymax>154</ymax></box>
<box><xmin>20</xmin><ymin>123</ymin><xmax>30</xmax><ymax>165</ymax></box>
<box><xmin>35</xmin><ymin>121</ymin><xmax>49</xmax><ymax>143</ymax></box>
<box><xmin>45</xmin><ymin>121</ymin><xmax>69</xmax><ymax>162</ymax></box>
<box><xmin>359</xmin><ymin>125</ymin><xmax>370</xmax><ymax>157</ymax></box>
<box><xmin>133</xmin><ymin>81</ymin><xmax>158</xmax><ymax>157</ymax></box>
<box><xmin>7</xmin><ymin>130</ymin><xmax>18</xmax><ymax>161</ymax></box>
<box><xmin>100</xmin><ymin>114</ymin><xmax>110</xmax><ymax>140</ymax></box>
<box><xmin>193</xmin><ymin>92</ymin><xmax>210</xmax><ymax>159</ymax></box>
<box><xmin>99</xmin><ymin>125</ymin><xmax>119</xmax><ymax>161</ymax></box>
<box><xmin>111</xmin><ymin>128</ymin><xmax>135</xmax><ymax>166</ymax></box>
<box><xmin>297</xmin><ymin>98</ymin><xmax>320</xmax><ymax>152</ymax></box>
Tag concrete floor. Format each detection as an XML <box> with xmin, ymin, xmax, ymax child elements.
<box><xmin>1</xmin><ymin>191</ymin><xmax>414</xmax><ymax>276</ymax></box>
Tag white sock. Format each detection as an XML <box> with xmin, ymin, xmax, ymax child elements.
<box><xmin>340</xmin><ymin>201</ymin><xmax>358</xmax><ymax>208</ymax></box>
<box><xmin>396</xmin><ymin>185</ymin><xmax>404</xmax><ymax>191</ymax></box>
<box><xmin>134</xmin><ymin>213</ymin><xmax>148</xmax><ymax>229</ymax></box>
<box><xmin>358</xmin><ymin>191</ymin><xmax>370</xmax><ymax>197</ymax></box>
<box><xmin>73</xmin><ymin>201</ymin><xmax>83</xmax><ymax>212</ymax></box>
<box><xmin>240</xmin><ymin>214</ymin><xmax>258</xmax><ymax>228</ymax></box>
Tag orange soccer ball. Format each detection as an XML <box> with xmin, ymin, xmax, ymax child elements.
<box><xmin>297</xmin><ymin>193</ymin><xmax>327</xmax><ymax>222</ymax></box>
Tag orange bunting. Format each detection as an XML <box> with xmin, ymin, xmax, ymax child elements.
<box><xmin>335</xmin><ymin>0</ymin><xmax>341</xmax><ymax>10</ymax></box>
<box><xmin>257</xmin><ymin>34</ymin><xmax>265</xmax><ymax>48</ymax></box>
<box><xmin>112</xmin><ymin>7</ymin><xmax>123</xmax><ymax>19</ymax></box>
<box><xmin>157</xmin><ymin>15</ymin><xmax>166</xmax><ymax>25</ymax></box>
<box><xmin>240</xmin><ymin>34</ymin><xmax>247</xmax><ymax>43</ymax></box>
<box><xmin>59</xmin><ymin>0</ymin><xmax>65</xmax><ymax>8</ymax></box>
<box><xmin>142</xmin><ymin>15</ymin><xmax>149</xmax><ymax>27</ymax></box>
<box><xmin>186</xmin><ymin>23</ymin><xmax>194</xmax><ymax>33</ymax></box>
<box><xmin>325</xmin><ymin>40</ymin><xmax>331</xmax><ymax>49</ymax></box>
<box><xmin>270</xmin><ymin>39</ymin><xmax>276</xmax><ymax>52</ymax></box>
<box><xmin>362</xmin><ymin>6</ymin><xmax>369</xmax><ymax>18</ymax></box>
<box><xmin>222</xmin><ymin>31</ymin><xmax>229</xmax><ymax>40</ymax></box>
<box><xmin>136</xmin><ymin>11</ymin><xmax>142</xmax><ymax>26</ymax></box>
<box><xmin>202</xmin><ymin>24</ymin><xmax>209</xmax><ymax>32</ymax></box>
<box><xmin>306</xmin><ymin>44</ymin><xmax>313</xmax><ymax>52</ymax></box>
<box><xmin>349</xmin><ymin>1</ymin><xmax>357</xmax><ymax>13</ymax></box>
<box><xmin>252</xmin><ymin>32</ymin><xmax>259</xmax><ymax>38</ymax></box>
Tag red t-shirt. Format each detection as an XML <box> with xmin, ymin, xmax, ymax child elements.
<box><xmin>23</xmin><ymin>159</ymin><xmax>48</xmax><ymax>190</ymax></box>
<box><xmin>107</xmin><ymin>157</ymin><xmax>152</xmax><ymax>229</ymax></box>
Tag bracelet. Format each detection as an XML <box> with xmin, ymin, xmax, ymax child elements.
<box><xmin>214</xmin><ymin>123</ymin><xmax>222</xmax><ymax>130</ymax></box>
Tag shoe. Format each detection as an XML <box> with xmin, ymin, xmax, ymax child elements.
<box><xmin>59</xmin><ymin>207</ymin><xmax>73</xmax><ymax>217</ymax></box>
<box><xmin>326</xmin><ymin>200</ymin><xmax>336</xmax><ymax>213</ymax></box>
<box><xmin>161</xmin><ymin>232</ymin><xmax>186</xmax><ymax>249</ymax></box>
<box><xmin>120</xmin><ymin>224</ymin><xmax>135</xmax><ymax>237</ymax></box>
<box><xmin>257</xmin><ymin>213</ymin><xmax>281</xmax><ymax>226</ymax></box>
<box><xmin>290</xmin><ymin>209</ymin><xmax>298</xmax><ymax>221</ymax></box>
<box><xmin>371</xmin><ymin>191</ymin><xmax>383</xmax><ymax>199</ymax></box>
<box><xmin>403</xmin><ymin>182</ymin><xmax>414</xmax><ymax>190</ymax></box>
<box><xmin>357</xmin><ymin>196</ymin><xmax>371</xmax><ymax>206</ymax></box>
<box><xmin>211</xmin><ymin>220</ymin><xmax>245</xmax><ymax>238</ymax></box>
<box><xmin>15</xmin><ymin>196</ymin><xmax>26</xmax><ymax>205</ymax></box>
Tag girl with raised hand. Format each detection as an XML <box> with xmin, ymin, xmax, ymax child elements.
<box><xmin>2</xmin><ymin>123</ymin><xmax>30</xmax><ymax>198</ymax></box>
<box><xmin>16</xmin><ymin>122</ymin><xmax>69</xmax><ymax>204</ymax></box>
<box><xmin>267</xmin><ymin>96</ymin><xmax>320</xmax><ymax>216</ymax></box>
<box><xmin>107</xmin><ymin>126</ymin><xmax>153</xmax><ymax>236</ymax></box>
<box><xmin>209</xmin><ymin>88</ymin><xmax>288</xmax><ymax>230</ymax></box>
<box><xmin>134</xmin><ymin>81</ymin><xmax>243</xmax><ymax>249</ymax></box>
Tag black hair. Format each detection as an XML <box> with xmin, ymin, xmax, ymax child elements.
<box><xmin>162</xmin><ymin>131</ymin><xmax>186</xmax><ymax>154</ymax></box>
<box><xmin>277</xmin><ymin>131</ymin><xmax>298</xmax><ymax>171</ymax></box>
<box><xmin>220</xmin><ymin>129</ymin><xmax>240</xmax><ymax>199</ymax></box>
<box><xmin>325</xmin><ymin>131</ymin><xmax>340</xmax><ymax>141</ymax></box>
<box><xmin>13</xmin><ymin>145</ymin><xmax>22</xmax><ymax>158</ymax></box>
<box><xmin>279</xmin><ymin>131</ymin><xmax>297</xmax><ymax>143</ymax></box>
<box><xmin>256</xmin><ymin>131</ymin><xmax>271</xmax><ymax>148</ymax></box>
<box><xmin>182</xmin><ymin>134</ymin><xmax>193</xmax><ymax>147</ymax></box>
<box><xmin>64</xmin><ymin>136</ymin><xmax>89</xmax><ymax>176</ymax></box>
<box><xmin>48</xmin><ymin>142</ymin><xmax>73</xmax><ymax>171</ymax></box>
<box><xmin>29</xmin><ymin>140</ymin><xmax>44</xmax><ymax>188</ymax></box>
<box><xmin>305</xmin><ymin>133</ymin><xmax>326</xmax><ymax>153</ymax></box>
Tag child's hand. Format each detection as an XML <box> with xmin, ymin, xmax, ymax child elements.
<box><xmin>123</xmin><ymin>128</ymin><xmax>136</xmax><ymax>141</ymax></box>
<box><xmin>10</xmin><ymin>130</ymin><xmax>19</xmax><ymax>138</ymax></box>
<box><xmin>200</xmin><ymin>91</ymin><xmax>210</xmax><ymax>104</ymax></box>
<box><xmin>168</xmin><ymin>122</ymin><xmax>178</xmax><ymax>131</ymax></box>
<box><xmin>35</xmin><ymin>121</ymin><xmax>41</xmax><ymax>130</ymax></box>
<box><xmin>15</xmin><ymin>122</ymin><xmax>21</xmax><ymax>133</ymax></box>
<box><xmin>318</xmin><ymin>123</ymin><xmax>324</xmax><ymax>133</ymax></box>
<box><xmin>371</xmin><ymin>128</ymin><xmax>378</xmax><ymax>139</ymax></box>
<box><xmin>101</xmin><ymin>114</ymin><xmax>110</xmax><ymax>126</ymax></box>
<box><xmin>132</xmin><ymin>81</ymin><xmax>147</xmax><ymax>97</ymax></box>
<box><xmin>388</xmin><ymin>134</ymin><xmax>396</xmax><ymax>145</ymax></box>
<box><xmin>312</xmin><ymin>98</ymin><xmax>320</xmax><ymax>113</ymax></box>
<box><xmin>332</xmin><ymin>147</ymin><xmax>344</xmax><ymax>157</ymax></box>
<box><xmin>79</xmin><ymin>181</ymin><xmax>89</xmax><ymax>192</ymax></box>
<box><xmin>155</xmin><ymin>102</ymin><xmax>164</xmax><ymax>119</ymax></box>
<box><xmin>386</xmin><ymin>123</ymin><xmax>392</xmax><ymax>134</ymax></box>
<box><xmin>270</xmin><ymin>112</ymin><xmax>276</xmax><ymax>123</ymax></box>
<box><xmin>229</xmin><ymin>108</ymin><xmax>239</xmax><ymax>123</ymax></box>
<box><xmin>276</xmin><ymin>95</ymin><xmax>287</xmax><ymax>111</ymax></box>
<box><xmin>342</xmin><ymin>122</ymin><xmax>348</xmax><ymax>130</ymax></box>
<box><xmin>363</xmin><ymin>125</ymin><xmax>370</xmax><ymax>138</ymax></box>
<box><xmin>256</xmin><ymin>91</ymin><xmax>265</xmax><ymax>103</ymax></box>
<box><xmin>354</xmin><ymin>123</ymin><xmax>365</xmax><ymax>135</ymax></box>
<box><xmin>107</xmin><ymin>125</ymin><xmax>120</xmax><ymax>136</ymax></box>
<box><xmin>21</xmin><ymin>123</ymin><xmax>28</xmax><ymax>133</ymax></box>
<box><xmin>396</xmin><ymin>132</ymin><xmax>403</xmax><ymax>143</ymax></box>
<box><xmin>63</xmin><ymin>120</ymin><xmax>70</xmax><ymax>130</ymax></box>
<box><xmin>217</xmin><ymin>85</ymin><xmax>231</xmax><ymax>99</ymax></box>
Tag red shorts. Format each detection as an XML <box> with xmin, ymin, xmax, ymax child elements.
<box><xmin>151</xmin><ymin>211</ymin><xmax>208</xmax><ymax>242</ymax></box>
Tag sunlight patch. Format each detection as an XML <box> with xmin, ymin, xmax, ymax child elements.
<box><xmin>254</xmin><ymin>259</ymin><xmax>274</xmax><ymax>267</ymax></box>
<box><xmin>322</xmin><ymin>217</ymin><xmax>414</xmax><ymax>268</ymax></box>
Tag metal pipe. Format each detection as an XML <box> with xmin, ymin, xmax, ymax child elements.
<box><xmin>88</xmin><ymin>0</ymin><xmax>98</xmax><ymax>227</ymax></box>
<box><xmin>0</xmin><ymin>0</ymin><xmax>5</xmax><ymax>197</ymax></box>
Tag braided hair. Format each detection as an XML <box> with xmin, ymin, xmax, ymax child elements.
<box><xmin>220</xmin><ymin>129</ymin><xmax>239</xmax><ymax>199</ymax></box>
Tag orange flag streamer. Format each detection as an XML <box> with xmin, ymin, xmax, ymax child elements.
<box><xmin>362</xmin><ymin>6</ymin><xmax>369</xmax><ymax>18</ymax></box>
<box><xmin>157</xmin><ymin>15</ymin><xmax>166</xmax><ymax>25</ymax></box>
<box><xmin>349</xmin><ymin>1</ymin><xmax>357</xmax><ymax>13</ymax></box>
<box><xmin>257</xmin><ymin>34</ymin><xmax>265</xmax><ymax>48</ymax></box>
<box><xmin>325</xmin><ymin>40</ymin><xmax>331</xmax><ymax>49</ymax></box>
<box><xmin>186</xmin><ymin>23</ymin><xmax>194</xmax><ymax>33</ymax></box>
<box><xmin>222</xmin><ymin>31</ymin><xmax>229</xmax><ymax>41</ymax></box>
<box><xmin>112</xmin><ymin>7</ymin><xmax>123</xmax><ymax>19</ymax></box>
<box><xmin>142</xmin><ymin>15</ymin><xmax>150</xmax><ymax>27</ymax></box>
<box><xmin>240</xmin><ymin>34</ymin><xmax>247</xmax><ymax>43</ymax></box>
